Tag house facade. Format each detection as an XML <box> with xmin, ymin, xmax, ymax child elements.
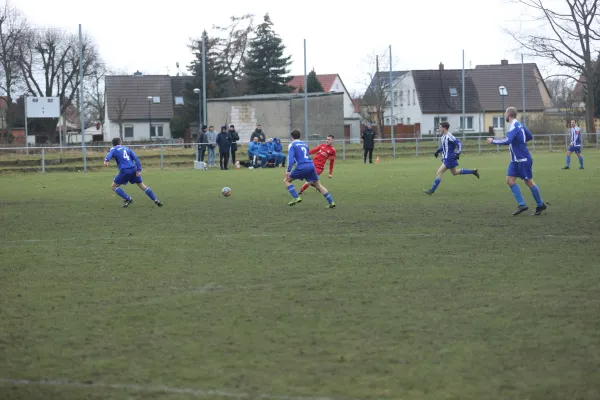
<box><xmin>468</xmin><ymin>60</ymin><xmax>553</xmax><ymax>133</ymax></box>
<box><xmin>380</xmin><ymin>66</ymin><xmax>483</xmax><ymax>135</ymax></box>
<box><xmin>104</xmin><ymin>75</ymin><xmax>174</xmax><ymax>141</ymax></box>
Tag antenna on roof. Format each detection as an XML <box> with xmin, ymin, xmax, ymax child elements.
<box><xmin>176</xmin><ymin>62</ymin><xmax>180</xmax><ymax>76</ymax></box>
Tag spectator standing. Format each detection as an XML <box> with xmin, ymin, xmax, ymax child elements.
<box><xmin>228</xmin><ymin>124</ymin><xmax>240</xmax><ymax>165</ymax></box>
<box><xmin>205</xmin><ymin>125</ymin><xmax>218</xmax><ymax>167</ymax></box>
<box><xmin>361</xmin><ymin>123</ymin><xmax>375</xmax><ymax>164</ymax></box>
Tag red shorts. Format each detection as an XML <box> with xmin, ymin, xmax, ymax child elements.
<box><xmin>315</xmin><ymin>166</ymin><xmax>324</xmax><ymax>175</ymax></box>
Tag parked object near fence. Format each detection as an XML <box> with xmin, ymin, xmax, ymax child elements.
<box><xmin>0</xmin><ymin>133</ymin><xmax>596</xmax><ymax>174</ymax></box>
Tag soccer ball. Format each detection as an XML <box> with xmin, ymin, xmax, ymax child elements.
<box><xmin>221</xmin><ymin>187</ymin><xmax>232</xmax><ymax>197</ymax></box>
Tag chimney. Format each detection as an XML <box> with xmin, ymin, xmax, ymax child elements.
<box><xmin>439</xmin><ymin>62</ymin><xmax>444</xmax><ymax>70</ymax></box>
<box><xmin>500</xmin><ymin>59</ymin><xmax>508</xmax><ymax>66</ymax></box>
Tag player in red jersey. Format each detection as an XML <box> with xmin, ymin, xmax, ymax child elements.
<box><xmin>299</xmin><ymin>134</ymin><xmax>336</xmax><ymax>195</ymax></box>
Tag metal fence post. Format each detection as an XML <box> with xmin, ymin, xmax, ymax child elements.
<box><xmin>415</xmin><ymin>138</ymin><xmax>419</xmax><ymax>157</ymax></box>
<box><xmin>478</xmin><ymin>136</ymin><xmax>481</xmax><ymax>153</ymax></box>
<box><xmin>342</xmin><ymin>138</ymin><xmax>346</xmax><ymax>161</ymax></box>
<box><xmin>160</xmin><ymin>145</ymin><xmax>164</xmax><ymax>169</ymax></box>
<box><xmin>549</xmin><ymin>135</ymin><xmax>552</xmax><ymax>152</ymax></box>
<box><xmin>41</xmin><ymin>148</ymin><xmax>45</xmax><ymax>174</ymax></box>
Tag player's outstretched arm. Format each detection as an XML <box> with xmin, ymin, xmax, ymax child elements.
<box><xmin>329</xmin><ymin>156</ymin><xmax>335</xmax><ymax>177</ymax></box>
<box><xmin>128</xmin><ymin>149</ymin><xmax>142</xmax><ymax>171</ymax></box>
<box><xmin>309</xmin><ymin>145</ymin><xmax>320</xmax><ymax>155</ymax></box>
<box><xmin>103</xmin><ymin>148</ymin><xmax>115</xmax><ymax>166</ymax></box>
<box><xmin>490</xmin><ymin>128</ymin><xmax>517</xmax><ymax>145</ymax></box>
<box><xmin>286</xmin><ymin>150</ymin><xmax>296</xmax><ymax>172</ymax></box>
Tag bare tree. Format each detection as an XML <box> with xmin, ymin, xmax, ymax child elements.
<box><xmin>505</xmin><ymin>0</ymin><xmax>600</xmax><ymax>136</ymax></box>
<box><xmin>212</xmin><ymin>14</ymin><xmax>255</xmax><ymax>88</ymax></box>
<box><xmin>0</xmin><ymin>1</ymin><xmax>29</xmax><ymax>137</ymax></box>
<box><xmin>114</xmin><ymin>97</ymin><xmax>127</xmax><ymax>140</ymax></box>
<box><xmin>18</xmin><ymin>27</ymin><xmax>101</xmax><ymax>136</ymax></box>
<box><xmin>84</xmin><ymin>61</ymin><xmax>106</xmax><ymax>127</ymax></box>
<box><xmin>359</xmin><ymin>50</ymin><xmax>394</xmax><ymax>137</ymax></box>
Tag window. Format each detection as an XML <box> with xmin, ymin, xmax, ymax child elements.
<box><xmin>407</xmin><ymin>117</ymin><xmax>411</xmax><ymax>124</ymax></box>
<box><xmin>400</xmin><ymin>91</ymin><xmax>403</xmax><ymax>106</ymax></box>
<box><xmin>400</xmin><ymin>117</ymin><xmax>404</xmax><ymax>124</ymax></box>
<box><xmin>385</xmin><ymin>117</ymin><xmax>390</xmax><ymax>125</ymax></box>
<box><xmin>460</xmin><ymin>116</ymin><xmax>474</xmax><ymax>130</ymax></box>
<box><xmin>433</xmin><ymin>116</ymin><xmax>448</xmax><ymax>132</ymax></box>
<box><xmin>413</xmin><ymin>89</ymin><xmax>416</xmax><ymax>104</ymax></box>
<box><xmin>124</xmin><ymin>125</ymin><xmax>134</xmax><ymax>138</ymax></box>
<box><xmin>152</xmin><ymin>96</ymin><xmax>161</xmax><ymax>104</ymax></box>
<box><xmin>174</xmin><ymin>96</ymin><xmax>184</xmax><ymax>105</ymax></box>
<box><xmin>150</xmin><ymin>124</ymin><xmax>164</xmax><ymax>137</ymax></box>
<box><xmin>449</xmin><ymin>87</ymin><xmax>458</xmax><ymax>97</ymax></box>
<box><xmin>493</xmin><ymin>116</ymin><xmax>505</xmax><ymax>129</ymax></box>
<box><xmin>393</xmin><ymin>91</ymin><xmax>398</xmax><ymax>106</ymax></box>
<box><xmin>407</xmin><ymin>90</ymin><xmax>410</xmax><ymax>106</ymax></box>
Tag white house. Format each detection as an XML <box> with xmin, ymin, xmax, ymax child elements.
<box><xmin>104</xmin><ymin>75</ymin><xmax>174</xmax><ymax>141</ymax></box>
<box><xmin>381</xmin><ymin>64</ymin><xmax>484</xmax><ymax>136</ymax></box>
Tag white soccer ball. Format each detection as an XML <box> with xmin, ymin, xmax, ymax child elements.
<box><xmin>221</xmin><ymin>187</ymin><xmax>232</xmax><ymax>197</ymax></box>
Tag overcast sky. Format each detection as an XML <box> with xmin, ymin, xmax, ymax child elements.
<box><xmin>14</xmin><ymin>0</ymin><xmax>556</xmax><ymax>94</ymax></box>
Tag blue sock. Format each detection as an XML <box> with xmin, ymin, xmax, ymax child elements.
<box><xmin>579</xmin><ymin>156</ymin><xmax>584</xmax><ymax>168</ymax></box>
<box><xmin>510</xmin><ymin>184</ymin><xmax>526</xmax><ymax>206</ymax></box>
<box><xmin>287</xmin><ymin>184</ymin><xmax>299</xmax><ymax>199</ymax></box>
<box><xmin>114</xmin><ymin>187</ymin><xmax>130</xmax><ymax>201</ymax></box>
<box><xmin>430</xmin><ymin>178</ymin><xmax>441</xmax><ymax>193</ymax></box>
<box><xmin>323</xmin><ymin>192</ymin><xmax>333</xmax><ymax>204</ymax></box>
<box><xmin>529</xmin><ymin>184</ymin><xmax>543</xmax><ymax>207</ymax></box>
<box><xmin>460</xmin><ymin>169</ymin><xmax>473</xmax><ymax>175</ymax></box>
<box><xmin>566</xmin><ymin>155</ymin><xmax>571</xmax><ymax>167</ymax></box>
<box><xmin>144</xmin><ymin>187</ymin><xmax>157</xmax><ymax>201</ymax></box>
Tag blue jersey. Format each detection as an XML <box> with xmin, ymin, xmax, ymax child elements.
<box><xmin>492</xmin><ymin>120</ymin><xmax>533</xmax><ymax>162</ymax></box>
<box><xmin>436</xmin><ymin>133</ymin><xmax>462</xmax><ymax>159</ymax></box>
<box><xmin>104</xmin><ymin>145</ymin><xmax>142</xmax><ymax>172</ymax></box>
<box><xmin>287</xmin><ymin>140</ymin><xmax>313</xmax><ymax>172</ymax></box>
<box><xmin>570</xmin><ymin>126</ymin><xmax>582</xmax><ymax>147</ymax></box>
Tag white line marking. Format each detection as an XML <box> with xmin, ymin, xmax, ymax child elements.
<box><xmin>0</xmin><ymin>378</ymin><xmax>359</xmax><ymax>400</ymax></box>
<box><xmin>2</xmin><ymin>232</ymin><xmax>596</xmax><ymax>244</ymax></box>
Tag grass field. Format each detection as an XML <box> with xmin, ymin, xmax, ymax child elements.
<box><xmin>1</xmin><ymin>151</ymin><xmax>600</xmax><ymax>400</ymax></box>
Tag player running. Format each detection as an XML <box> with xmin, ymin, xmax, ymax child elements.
<box><xmin>283</xmin><ymin>129</ymin><xmax>336</xmax><ymax>208</ymax></box>
<box><xmin>487</xmin><ymin>107</ymin><xmax>547</xmax><ymax>216</ymax></box>
<box><xmin>424</xmin><ymin>121</ymin><xmax>479</xmax><ymax>195</ymax></box>
<box><xmin>562</xmin><ymin>120</ymin><xmax>584</xmax><ymax>170</ymax></box>
<box><xmin>298</xmin><ymin>134</ymin><xmax>336</xmax><ymax>195</ymax></box>
<box><xmin>104</xmin><ymin>137</ymin><xmax>163</xmax><ymax>208</ymax></box>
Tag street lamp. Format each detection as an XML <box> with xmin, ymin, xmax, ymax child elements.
<box><xmin>147</xmin><ymin>96</ymin><xmax>153</xmax><ymax>139</ymax></box>
<box><xmin>193</xmin><ymin>88</ymin><xmax>202</xmax><ymax>128</ymax></box>
<box><xmin>498</xmin><ymin>86</ymin><xmax>508</xmax><ymax>132</ymax></box>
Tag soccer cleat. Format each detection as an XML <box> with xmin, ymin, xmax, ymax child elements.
<box><xmin>288</xmin><ymin>197</ymin><xmax>302</xmax><ymax>206</ymax></box>
<box><xmin>122</xmin><ymin>198</ymin><xmax>133</xmax><ymax>208</ymax></box>
<box><xmin>473</xmin><ymin>169</ymin><xmax>480</xmax><ymax>179</ymax></box>
<box><xmin>423</xmin><ymin>189</ymin><xmax>434</xmax><ymax>195</ymax></box>
<box><xmin>326</xmin><ymin>202</ymin><xmax>336</xmax><ymax>209</ymax></box>
<box><xmin>562</xmin><ymin>166</ymin><xmax>570</xmax><ymax>170</ymax></box>
<box><xmin>512</xmin><ymin>205</ymin><xmax>529</xmax><ymax>216</ymax></box>
<box><xmin>532</xmin><ymin>203</ymin><xmax>547</xmax><ymax>216</ymax></box>
<box><xmin>579</xmin><ymin>166</ymin><xmax>584</xmax><ymax>169</ymax></box>
<box><xmin>155</xmin><ymin>199</ymin><xmax>163</xmax><ymax>207</ymax></box>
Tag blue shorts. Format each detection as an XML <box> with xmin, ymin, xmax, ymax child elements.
<box><xmin>114</xmin><ymin>168</ymin><xmax>142</xmax><ymax>185</ymax></box>
<box><xmin>568</xmin><ymin>145</ymin><xmax>582</xmax><ymax>154</ymax></box>
<box><xmin>290</xmin><ymin>163</ymin><xmax>320</xmax><ymax>182</ymax></box>
<box><xmin>443</xmin><ymin>157</ymin><xmax>459</xmax><ymax>169</ymax></box>
<box><xmin>507</xmin><ymin>159</ymin><xmax>533</xmax><ymax>181</ymax></box>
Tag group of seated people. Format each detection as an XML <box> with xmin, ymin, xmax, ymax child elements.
<box><xmin>247</xmin><ymin>137</ymin><xmax>286</xmax><ymax>168</ymax></box>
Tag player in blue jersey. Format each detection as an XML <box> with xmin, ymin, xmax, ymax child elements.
<box><xmin>562</xmin><ymin>120</ymin><xmax>584</xmax><ymax>169</ymax></box>
<box><xmin>283</xmin><ymin>129</ymin><xmax>336</xmax><ymax>208</ymax></box>
<box><xmin>423</xmin><ymin>121</ymin><xmax>479</xmax><ymax>195</ymax></box>
<box><xmin>487</xmin><ymin>107</ymin><xmax>547</xmax><ymax>216</ymax></box>
<box><xmin>103</xmin><ymin>137</ymin><xmax>163</xmax><ymax>208</ymax></box>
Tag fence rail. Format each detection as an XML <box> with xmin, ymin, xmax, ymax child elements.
<box><xmin>0</xmin><ymin>134</ymin><xmax>596</xmax><ymax>174</ymax></box>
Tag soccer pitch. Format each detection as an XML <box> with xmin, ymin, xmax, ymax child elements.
<box><xmin>1</xmin><ymin>152</ymin><xmax>599</xmax><ymax>400</ymax></box>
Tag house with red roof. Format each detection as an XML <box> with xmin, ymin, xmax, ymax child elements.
<box><xmin>287</xmin><ymin>73</ymin><xmax>361</xmax><ymax>141</ymax></box>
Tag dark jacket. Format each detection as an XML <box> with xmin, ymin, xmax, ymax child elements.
<box><xmin>197</xmin><ymin>130</ymin><xmax>208</xmax><ymax>149</ymax></box>
<box><xmin>361</xmin><ymin>128</ymin><xmax>375</xmax><ymax>149</ymax></box>
<box><xmin>250</xmin><ymin>129</ymin><xmax>266</xmax><ymax>143</ymax></box>
<box><xmin>216</xmin><ymin>131</ymin><xmax>232</xmax><ymax>153</ymax></box>
<box><xmin>228</xmin><ymin>129</ymin><xmax>240</xmax><ymax>151</ymax></box>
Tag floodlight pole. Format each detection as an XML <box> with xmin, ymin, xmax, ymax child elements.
<box><xmin>389</xmin><ymin>45</ymin><xmax>396</xmax><ymax>158</ymax></box>
<box><xmin>304</xmin><ymin>39</ymin><xmax>308</xmax><ymax>141</ymax></box>
<box><xmin>24</xmin><ymin>95</ymin><xmax>29</xmax><ymax>155</ymax></box>
<box><xmin>79</xmin><ymin>24</ymin><xmax>86</xmax><ymax>172</ymax></box>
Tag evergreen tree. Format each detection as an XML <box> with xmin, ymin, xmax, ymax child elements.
<box><xmin>183</xmin><ymin>33</ymin><xmax>229</xmax><ymax>125</ymax></box>
<box><xmin>306</xmin><ymin>69</ymin><xmax>324</xmax><ymax>93</ymax></box>
<box><xmin>244</xmin><ymin>14</ymin><xmax>293</xmax><ymax>94</ymax></box>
